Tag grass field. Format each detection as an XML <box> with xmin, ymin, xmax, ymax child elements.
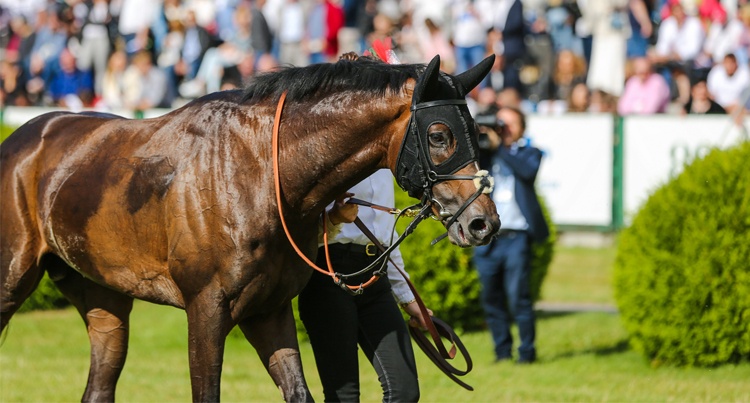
<box><xmin>2</xmin><ymin>246</ymin><xmax>749</xmax><ymax>402</ymax></box>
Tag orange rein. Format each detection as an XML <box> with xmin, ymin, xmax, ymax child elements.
<box><xmin>272</xmin><ymin>91</ymin><xmax>381</xmax><ymax>292</ymax></box>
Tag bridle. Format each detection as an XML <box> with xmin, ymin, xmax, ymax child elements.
<box><xmin>394</xmin><ymin>86</ymin><xmax>494</xmax><ymax>245</ymax></box>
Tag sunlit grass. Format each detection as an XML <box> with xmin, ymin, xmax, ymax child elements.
<box><xmin>3</xmin><ymin>247</ymin><xmax>749</xmax><ymax>401</ymax></box>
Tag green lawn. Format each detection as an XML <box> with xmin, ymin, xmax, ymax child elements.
<box><xmin>2</xmin><ymin>246</ymin><xmax>749</xmax><ymax>402</ymax></box>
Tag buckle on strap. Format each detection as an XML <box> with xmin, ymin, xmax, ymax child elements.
<box><xmin>365</xmin><ymin>243</ymin><xmax>377</xmax><ymax>257</ymax></box>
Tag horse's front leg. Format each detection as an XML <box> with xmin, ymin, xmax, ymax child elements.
<box><xmin>185</xmin><ymin>289</ymin><xmax>233</xmax><ymax>402</ymax></box>
<box><xmin>239</xmin><ymin>303</ymin><xmax>313</xmax><ymax>402</ymax></box>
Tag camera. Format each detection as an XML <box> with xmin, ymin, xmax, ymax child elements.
<box><xmin>474</xmin><ymin>114</ymin><xmax>497</xmax><ymax>127</ymax></box>
<box><xmin>474</xmin><ymin>115</ymin><xmax>505</xmax><ymax>130</ymax></box>
<box><xmin>474</xmin><ymin>114</ymin><xmax>505</xmax><ymax>151</ymax></box>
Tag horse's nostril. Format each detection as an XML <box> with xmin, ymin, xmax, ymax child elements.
<box><xmin>468</xmin><ymin>217</ymin><xmax>492</xmax><ymax>239</ymax></box>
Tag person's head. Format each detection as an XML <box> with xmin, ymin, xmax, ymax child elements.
<box><xmin>132</xmin><ymin>51</ymin><xmax>154</xmax><ymax>74</ymax></box>
<box><xmin>477</xmin><ymin>87</ymin><xmax>497</xmax><ymax>110</ymax></box>
<box><xmin>554</xmin><ymin>50</ymin><xmax>586</xmax><ymax>81</ymax></box>
<box><xmin>671</xmin><ymin>2</ymin><xmax>686</xmax><ymax>24</ymax></box>
<box><xmin>567</xmin><ymin>81</ymin><xmax>590</xmax><ymax>112</ymax></box>
<box><xmin>107</xmin><ymin>50</ymin><xmax>127</xmax><ymax>73</ymax></box>
<box><xmin>632</xmin><ymin>57</ymin><xmax>654</xmax><ymax>82</ymax></box>
<box><xmin>690</xmin><ymin>78</ymin><xmax>710</xmax><ymax>101</ymax></box>
<box><xmin>372</xmin><ymin>13</ymin><xmax>394</xmax><ymax>35</ymax></box>
<box><xmin>722</xmin><ymin>53</ymin><xmax>738</xmax><ymax>76</ymax></box>
<box><xmin>496</xmin><ymin>87</ymin><xmax>521</xmax><ymax>110</ymax></box>
<box><xmin>59</xmin><ymin>48</ymin><xmax>77</xmax><ymax>73</ymax></box>
<box><xmin>496</xmin><ymin>106</ymin><xmax>526</xmax><ymax>146</ymax></box>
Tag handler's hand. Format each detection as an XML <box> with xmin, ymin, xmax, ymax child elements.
<box><xmin>328</xmin><ymin>192</ymin><xmax>358</xmax><ymax>225</ymax></box>
<box><xmin>402</xmin><ymin>301</ymin><xmax>433</xmax><ymax>330</ymax></box>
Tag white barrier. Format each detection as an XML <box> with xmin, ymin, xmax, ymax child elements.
<box><xmin>622</xmin><ymin>115</ymin><xmax>748</xmax><ymax>223</ymax></box>
<box><xmin>4</xmin><ymin>107</ymin><xmax>749</xmax><ymax>229</ymax></box>
<box><xmin>528</xmin><ymin>114</ymin><xmax>614</xmax><ymax>228</ymax></box>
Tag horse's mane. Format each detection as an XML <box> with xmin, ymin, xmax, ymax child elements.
<box><xmin>242</xmin><ymin>58</ymin><xmax>423</xmax><ymax>104</ymax></box>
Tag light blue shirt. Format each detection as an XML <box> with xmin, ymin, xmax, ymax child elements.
<box><xmin>491</xmin><ymin>148</ymin><xmax>528</xmax><ymax>231</ymax></box>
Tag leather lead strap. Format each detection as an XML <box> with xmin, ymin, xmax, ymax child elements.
<box><xmin>352</xmin><ymin>217</ymin><xmax>474</xmax><ymax>391</ymax></box>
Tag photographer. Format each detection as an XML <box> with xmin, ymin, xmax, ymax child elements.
<box><xmin>473</xmin><ymin>106</ymin><xmax>549</xmax><ymax>364</ymax></box>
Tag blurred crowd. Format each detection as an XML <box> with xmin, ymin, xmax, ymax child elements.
<box><xmin>1</xmin><ymin>0</ymin><xmax>750</xmax><ymax>117</ymax></box>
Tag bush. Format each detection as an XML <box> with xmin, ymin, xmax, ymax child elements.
<box><xmin>395</xmin><ymin>185</ymin><xmax>556</xmax><ymax>332</ymax></box>
<box><xmin>19</xmin><ymin>273</ymin><xmax>69</xmax><ymax>313</ymax></box>
<box><xmin>614</xmin><ymin>141</ymin><xmax>750</xmax><ymax>367</ymax></box>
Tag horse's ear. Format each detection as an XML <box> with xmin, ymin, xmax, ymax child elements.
<box><xmin>455</xmin><ymin>54</ymin><xmax>495</xmax><ymax>97</ymax></box>
<box><xmin>413</xmin><ymin>55</ymin><xmax>442</xmax><ymax>104</ymax></box>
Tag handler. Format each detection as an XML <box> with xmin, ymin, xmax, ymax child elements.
<box><xmin>299</xmin><ymin>169</ymin><xmax>431</xmax><ymax>402</ymax></box>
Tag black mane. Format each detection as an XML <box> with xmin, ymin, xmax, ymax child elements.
<box><xmin>242</xmin><ymin>58</ymin><xmax>424</xmax><ymax>104</ymax></box>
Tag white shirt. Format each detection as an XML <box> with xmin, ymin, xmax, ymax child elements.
<box><xmin>451</xmin><ymin>0</ymin><xmax>487</xmax><ymax>47</ymax></box>
<box><xmin>655</xmin><ymin>16</ymin><xmax>705</xmax><ymax>61</ymax></box>
<box><xmin>704</xmin><ymin>19</ymin><xmax>746</xmax><ymax>64</ymax></box>
<box><xmin>326</xmin><ymin>170</ymin><xmax>414</xmax><ymax>305</ymax></box>
<box><xmin>707</xmin><ymin>63</ymin><xmax>750</xmax><ymax>108</ymax></box>
<box><xmin>279</xmin><ymin>2</ymin><xmax>305</xmax><ymax>43</ymax></box>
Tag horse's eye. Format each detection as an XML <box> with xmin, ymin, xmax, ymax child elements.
<box><xmin>429</xmin><ymin>131</ymin><xmax>448</xmax><ymax>147</ymax></box>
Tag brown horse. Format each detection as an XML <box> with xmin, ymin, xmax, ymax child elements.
<box><xmin>0</xmin><ymin>55</ymin><xmax>499</xmax><ymax>401</ymax></box>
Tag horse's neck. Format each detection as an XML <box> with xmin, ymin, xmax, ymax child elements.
<box><xmin>283</xmin><ymin>92</ymin><xmax>409</xmax><ymax>217</ymax></box>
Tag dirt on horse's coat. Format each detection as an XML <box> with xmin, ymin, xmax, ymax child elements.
<box><xmin>0</xmin><ymin>55</ymin><xmax>498</xmax><ymax>402</ymax></box>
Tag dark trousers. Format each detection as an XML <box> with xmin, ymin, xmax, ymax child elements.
<box><xmin>299</xmin><ymin>246</ymin><xmax>419</xmax><ymax>402</ymax></box>
<box><xmin>472</xmin><ymin>231</ymin><xmax>536</xmax><ymax>361</ymax></box>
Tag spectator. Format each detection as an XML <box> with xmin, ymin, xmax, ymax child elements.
<box><xmin>177</xmin><ymin>9</ymin><xmax>213</xmax><ymax>82</ymax></box>
<box><xmin>473</xmin><ymin>106</ymin><xmax>549</xmax><ymax>365</ymax></box>
<box><xmin>1</xmin><ymin>60</ymin><xmax>31</xmax><ymax>106</ymax></box>
<box><xmin>47</xmin><ymin>48</ymin><xmax>94</xmax><ymax>108</ymax></box>
<box><xmin>419</xmin><ymin>17</ymin><xmax>456</xmax><ymax>73</ymax></box>
<box><xmin>278</xmin><ymin>0</ymin><xmax>307</xmax><ymax>67</ymax></box>
<box><xmin>324</xmin><ymin>0</ymin><xmax>345</xmax><ymax>61</ymax></box>
<box><xmin>589</xmin><ymin>89</ymin><xmax>618</xmax><ymax>113</ymax></box>
<box><xmin>100</xmin><ymin>50</ymin><xmax>128</xmax><ymax>110</ymax></box>
<box><xmin>649</xmin><ymin>1</ymin><xmax>705</xmax><ymax>104</ymax></box>
<box><xmin>250</xmin><ymin>0</ymin><xmax>274</xmax><ymax>59</ymax></box>
<box><xmin>496</xmin><ymin>86</ymin><xmax>522</xmax><ymax>110</ymax></box>
<box><xmin>123</xmin><ymin>50</ymin><xmax>168</xmax><ymax>110</ymax></box>
<box><xmin>118</xmin><ymin>0</ymin><xmax>158</xmax><ymax>58</ymax></box>
<box><xmin>707</xmin><ymin>52</ymin><xmax>750</xmax><ymax>113</ymax></box>
<box><xmin>580</xmin><ymin>0</ymin><xmax>631</xmax><ymax>98</ymax></box>
<box><xmin>682</xmin><ymin>76</ymin><xmax>726</xmax><ymax>115</ymax></box>
<box><xmin>451</xmin><ymin>0</ymin><xmax>487</xmax><ymax>74</ymax></box>
<box><xmin>491</xmin><ymin>0</ymin><xmax>525</xmax><ymax>93</ymax></box>
<box><xmin>552</xmin><ymin>49</ymin><xmax>587</xmax><ymax>101</ymax></box>
<box><xmin>76</xmin><ymin>0</ymin><xmax>111</xmax><ymax>96</ymax></box>
<box><xmin>306</xmin><ymin>0</ymin><xmax>327</xmax><ymax>64</ymax></box>
<box><xmin>701</xmin><ymin>5</ymin><xmax>746</xmax><ymax>66</ymax></box>
<box><xmin>618</xmin><ymin>56</ymin><xmax>671</xmax><ymax>114</ymax></box>
<box><xmin>627</xmin><ymin>0</ymin><xmax>655</xmax><ymax>59</ymax></box>
<box><xmin>180</xmin><ymin>4</ymin><xmax>253</xmax><ymax>97</ymax></box>
<box><xmin>566</xmin><ymin>81</ymin><xmax>591</xmax><ymax>112</ymax></box>
<box><xmin>27</xmin><ymin>7</ymin><xmax>68</xmax><ymax>83</ymax></box>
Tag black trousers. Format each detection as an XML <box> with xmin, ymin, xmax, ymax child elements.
<box><xmin>299</xmin><ymin>245</ymin><xmax>420</xmax><ymax>402</ymax></box>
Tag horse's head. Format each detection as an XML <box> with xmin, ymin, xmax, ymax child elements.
<box><xmin>393</xmin><ymin>55</ymin><xmax>500</xmax><ymax>247</ymax></box>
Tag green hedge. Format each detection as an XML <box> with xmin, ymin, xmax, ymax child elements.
<box><xmin>395</xmin><ymin>185</ymin><xmax>556</xmax><ymax>332</ymax></box>
<box><xmin>614</xmin><ymin>141</ymin><xmax>750</xmax><ymax>367</ymax></box>
<box><xmin>19</xmin><ymin>274</ymin><xmax>69</xmax><ymax>313</ymax></box>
